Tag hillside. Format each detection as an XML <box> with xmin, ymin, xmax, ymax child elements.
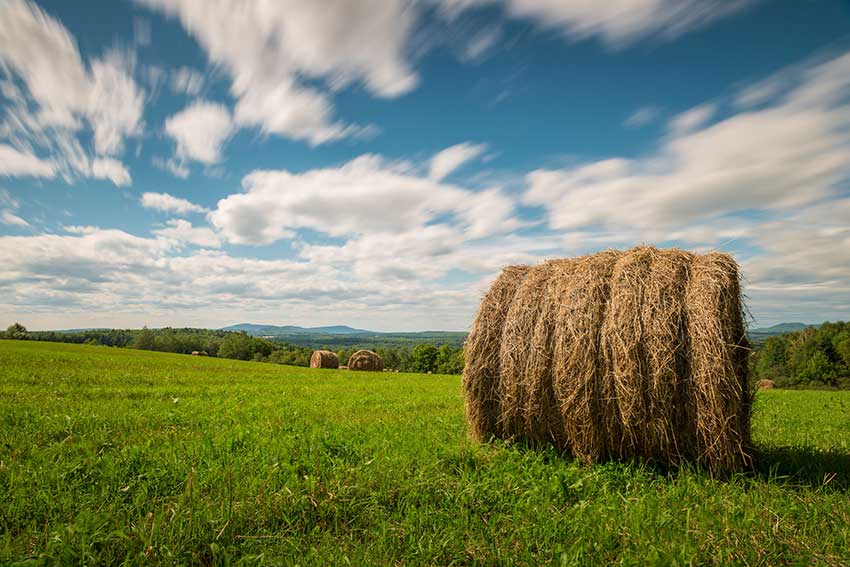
<box><xmin>748</xmin><ymin>322</ymin><xmax>813</xmax><ymax>341</ymax></box>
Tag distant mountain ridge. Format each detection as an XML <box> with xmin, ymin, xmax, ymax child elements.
<box><xmin>40</xmin><ymin>321</ymin><xmax>816</xmax><ymax>350</ymax></box>
<box><xmin>219</xmin><ymin>323</ymin><xmax>468</xmax><ymax>349</ymax></box>
<box><xmin>749</xmin><ymin>322</ymin><xmax>812</xmax><ymax>335</ymax></box>
<box><xmin>748</xmin><ymin>322</ymin><xmax>817</xmax><ymax>342</ymax></box>
<box><xmin>222</xmin><ymin>323</ymin><xmax>372</xmax><ymax>335</ymax></box>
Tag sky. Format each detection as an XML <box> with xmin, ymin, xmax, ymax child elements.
<box><xmin>1</xmin><ymin>0</ymin><xmax>849</xmax><ymax>332</ymax></box>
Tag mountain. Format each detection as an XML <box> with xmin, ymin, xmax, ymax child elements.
<box><xmin>749</xmin><ymin>322</ymin><xmax>811</xmax><ymax>335</ymax></box>
<box><xmin>222</xmin><ymin>323</ymin><xmax>372</xmax><ymax>335</ymax></box>
<box><xmin>221</xmin><ymin>323</ymin><xmax>468</xmax><ymax>349</ymax></box>
<box><xmin>748</xmin><ymin>322</ymin><xmax>815</xmax><ymax>342</ymax></box>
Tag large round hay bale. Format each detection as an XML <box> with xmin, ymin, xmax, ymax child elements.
<box><xmin>310</xmin><ymin>350</ymin><xmax>339</xmax><ymax>369</ymax></box>
<box><xmin>463</xmin><ymin>246</ymin><xmax>752</xmax><ymax>474</ymax></box>
<box><xmin>347</xmin><ymin>350</ymin><xmax>383</xmax><ymax>372</ymax></box>
<box><xmin>756</xmin><ymin>379</ymin><xmax>775</xmax><ymax>390</ymax></box>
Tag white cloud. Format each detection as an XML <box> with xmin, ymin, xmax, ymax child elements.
<box><xmin>0</xmin><ymin>227</ymin><xmax>466</xmax><ymax>329</ymax></box>
<box><xmin>0</xmin><ymin>2</ymin><xmax>143</xmax><ymax>150</ymax></box>
<box><xmin>152</xmin><ymin>156</ymin><xmax>190</xmax><ymax>179</ymax></box>
<box><xmin>140</xmin><ymin>192</ymin><xmax>207</xmax><ymax>214</ymax></box>
<box><xmin>0</xmin><ymin>0</ymin><xmax>143</xmax><ymax>185</ymax></box>
<box><xmin>210</xmin><ymin>153</ymin><xmax>517</xmax><ymax>246</ymax></box>
<box><xmin>524</xmin><ymin>49</ymin><xmax>850</xmax><ymax>236</ymax></box>
<box><xmin>164</xmin><ymin>100</ymin><xmax>233</xmax><ymax>164</ymax></box>
<box><xmin>624</xmin><ymin>105</ymin><xmax>658</xmax><ymax>128</ymax></box>
<box><xmin>429</xmin><ymin>142</ymin><xmax>488</xmax><ymax>181</ymax></box>
<box><xmin>668</xmin><ymin>103</ymin><xmax>715</xmax><ymax>134</ymax></box>
<box><xmin>91</xmin><ymin>158</ymin><xmax>131</xmax><ymax>186</ymax></box>
<box><xmin>300</xmin><ymin>224</ymin><xmax>549</xmax><ymax>284</ymax></box>
<box><xmin>88</xmin><ymin>51</ymin><xmax>145</xmax><ymax>155</ymax></box>
<box><xmin>152</xmin><ymin>219</ymin><xmax>221</xmax><ymax>248</ymax></box>
<box><xmin>0</xmin><ymin>0</ymin><xmax>89</xmax><ymax>130</ymax></box>
<box><xmin>170</xmin><ymin>66</ymin><xmax>205</xmax><ymax>96</ymax></box>
<box><xmin>63</xmin><ymin>225</ymin><xmax>101</xmax><ymax>235</ymax></box>
<box><xmin>0</xmin><ymin>219</ymin><xmax>570</xmax><ymax>331</ymax></box>
<box><xmin>1</xmin><ymin>210</ymin><xmax>29</xmax><ymax>227</ymax></box>
<box><xmin>439</xmin><ymin>0</ymin><xmax>755</xmax><ymax>47</ymax></box>
<box><xmin>737</xmin><ymin>198</ymin><xmax>850</xmax><ymax>325</ymax></box>
<box><xmin>0</xmin><ymin>189</ymin><xmax>18</xmax><ymax>209</ymax></box>
<box><xmin>137</xmin><ymin>0</ymin><xmax>418</xmax><ymax>144</ymax></box>
<box><xmin>462</xmin><ymin>26</ymin><xmax>502</xmax><ymax>62</ymax></box>
<box><xmin>0</xmin><ymin>144</ymin><xmax>55</xmax><ymax>177</ymax></box>
<box><xmin>134</xmin><ymin>16</ymin><xmax>152</xmax><ymax>46</ymax></box>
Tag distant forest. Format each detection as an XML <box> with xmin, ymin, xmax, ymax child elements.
<box><xmin>4</xmin><ymin>321</ymin><xmax>848</xmax><ymax>387</ymax></box>
<box><xmin>0</xmin><ymin>323</ymin><xmax>464</xmax><ymax>375</ymax></box>
<box><xmin>749</xmin><ymin>321</ymin><xmax>850</xmax><ymax>388</ymax></box>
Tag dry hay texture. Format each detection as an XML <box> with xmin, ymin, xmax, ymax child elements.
<box><xmin>348</xmin><ymin>350</ymin><xmax>384</xmax><ymax>372</ymax></box>
<box><xmin>310</xmin><ymin>350</ymin><xmax>339</xmax><ymax>369</ymax></box>
<box><xmin>462</xmin><ymin>246</ymin><xmax>753</xmax><ymax>474</ymax></box>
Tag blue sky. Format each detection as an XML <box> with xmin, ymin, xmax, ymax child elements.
<box><xmin>1</xmin><ymin>0</ymin><xmax>849</xmax><ymax>331</ymax></box>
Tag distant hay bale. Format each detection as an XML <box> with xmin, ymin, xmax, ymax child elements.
<box><xmin>756</xmin><ymin>379</ymin><xmax>775</xmax><ymax>390</ymax></box>
<box><xmin>310</xmin><ymin>350</ymin><xmax>339</xmax><ymax>369</ymax></box>
<box><xmin>191</xmin><ymin>351</ymin><xmax>208</xmax><ymax>356</ymax></box>
<box><xmin>347</xmin><ymin>350</ymin><xmax>384</xmax><ymax>372</ymax></box>
<box><xmin>462</xmin><ymin>246</ymin><xmax>752</xmax><ymax>474</ymax></box>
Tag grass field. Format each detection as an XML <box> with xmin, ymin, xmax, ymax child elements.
<box><xmin>2</xmin><ymin>340</ymin><xmax>849</xmax><ymax>566</ymax></box>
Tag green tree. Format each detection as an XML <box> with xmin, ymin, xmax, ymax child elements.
<box><xmin>132</xmin><ymin>327</ymin><xmax>156</xmax><ymax>351</ymax></box>
<box><xmin>411</xmin><ymin>344</ymin><xmax>438</xmax><ymax>373</ymax></box>
<box><xmin>377</xmin><ymin>348</ymin><xmax>401</xmax><ymax>371</ymax></box>
<box><xmin>218</xmin><ymin>332</ymin><xmax>255</xmax><ymax>361</ymax></box>
<box><xmin>5</xmin><ymin>322</ymin><xmax>28</xmax><ymax>340</ymax></box>
<box><xmin>755</xmin><ymin>336</ymin><xmax>788</xmax><ymax>381</ymax></box>
<box><xmin>832</xmin><ymin>331</ymin><xmax>850</xmax><ymax>367</ymax></box>
<box><xmin>436</xmin><ymin>345</ymin><xmax>464</xmax><ymax>374</ymax></box>
<box><xmin>799</xmin><ymin>351</ymin><xmax>838</xmax><ymax>386</ymax></box>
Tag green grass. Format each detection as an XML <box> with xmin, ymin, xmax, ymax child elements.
<box><xmin>1</xmin><ymin>340</ymin><xmax>849</xmax><ymax>566</ymax></box>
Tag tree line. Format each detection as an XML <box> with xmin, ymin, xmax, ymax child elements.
<box><xmin>7</xmin><ymin>320</ymin><xmax>850</xmax><ymax>385</ymax></box>
<box><xmin>1</xmin><ymin>323</ymin><xmax>466</xmax><ymax>375</ymax></box>
<box><xmin>750</xmin><ymin>321</ymin><xmax>850</xmax><ymax>388</ymax></box>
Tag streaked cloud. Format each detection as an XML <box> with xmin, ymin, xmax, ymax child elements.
<box><xmin>439</xmin><ymin>0</ymin><xmax>756</xmax><ymax>46</ymax></box>
<box><xmin>624</xmin><ymin>105</ymin><xmax>658</xmax><ymax>128</ymax></box>
<box><xmin>136</xmin><ymin>0</ymin><xmax>418</xmax><ymax>144</ymax></box>
<box><xmin>1</xmin><ymin>210</ymin><xmax>29</xmax><ymax>227</ymax></box>
<box><xmin>524</xmin><ymin>50</ymin><xmax>850</xmax><ymax>235</ymax></box>
<box><xmin>169</xmin><ymin>66</ymin><xmax>205</xmax><ymax>96</ymax></box>
<box><xmin>429</xmin><ymin>142</ymin><xmax>488</xmax><ymax>181</ymax></box>
<box><xmin>140</xmin><ymin>192</ymin><xmax>207</xmax><ymax>214</ymax></box>
<box><xmin>0</xmin><ymin>144</ymin><xmax>55</xmax><ymax>178</ymax></box>
<box><xmin>0</xmin><ymin>0</ymin><xmax>142</xmax><ymax>186</ymax></box>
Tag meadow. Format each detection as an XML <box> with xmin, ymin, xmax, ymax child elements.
<box><xmin>1</xmin><ymin>340</ymin><xmax>849</xmax><ymax>566</ymax></box>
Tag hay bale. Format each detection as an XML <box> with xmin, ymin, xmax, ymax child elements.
<box><xmin>463</xmin><ymin>246</ymin><xmax>752</xmax><ymax>474</ymax></box>
<box><xmin>347</xmin><ymin>350</ymin><xmax>383</xmax><ymax>372</ymax></box>
<box><xmin>310</xmin><ymin>350</ymin><xmax>339</xmax><ymax>369</ymax></box>
<box><xmin>463</xmin><ymin>265</ymin><xmax>530</xmax><ymax>441</ymax></box>
<box><xmin>756</xmin><ymin>379</ymin><xmax>775</xmax><ymax>390</ymax></box>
